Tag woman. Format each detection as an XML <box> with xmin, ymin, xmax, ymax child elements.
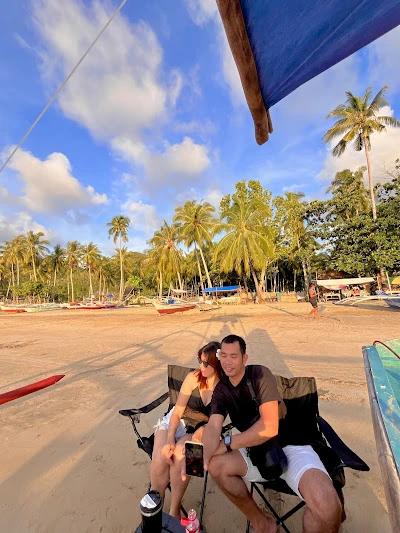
<box><xmin>307</xmin><ymin>282</ymin><xmax>319</xmax><ymax>319</ymax></box>
<box><xmin>150</xmin><ymin>341</ymin><xmax>222</xmax><ymax>519</ymax></box>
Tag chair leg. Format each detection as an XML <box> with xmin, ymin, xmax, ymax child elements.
<box><xmin>251</xmin><ymin>483</ymin><xmax>300</xmax><ymax>533</ymax></box>
<box><xmin>199</xmin><ymin>471</ymin><xmax>208</xmax><ymax>528</ymax></box>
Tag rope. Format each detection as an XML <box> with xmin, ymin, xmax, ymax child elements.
<box><xmin>0</xmin><ymin>0</ymin><xmax>129</xmax><ymax>176</ymax></box>
<box><xmin>373</xmin><ymin>340</ymin><xmax>400</xmax><ymax>360</ymax></box>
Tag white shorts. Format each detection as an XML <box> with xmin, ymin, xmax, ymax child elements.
<box><xmin>239</xmin><ymin>445</ymin><xmax>329</xmax><ymax>499</ymax></box>
<box><xmin>153</xmin><ymin>407</ymin><xmax>187</xmax><ymax>440</ymax></box>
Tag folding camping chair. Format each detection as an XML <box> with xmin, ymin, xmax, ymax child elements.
<box><xmin>119</xmin><ymin>365</ymin><xmax>212</xmax><ymax>527</ymax></box>
<box><xmin>245</xmin><ymin>376</ymin><xmax>370</xmax><ymax>533</ymax></box>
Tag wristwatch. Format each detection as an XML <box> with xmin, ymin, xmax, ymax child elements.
<box><xmin>224</xmin><ymin>435</ymin><xmax>233</xmax><ymax>452</ymax></box>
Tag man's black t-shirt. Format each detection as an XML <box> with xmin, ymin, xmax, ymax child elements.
<box><xmin>211</xmin><ymin>365</ymin><xmax>286</xmax><ymax>433</ymax></box>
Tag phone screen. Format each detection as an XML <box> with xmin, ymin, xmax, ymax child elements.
<box><xmin>185</xmin><ymin>441</ymin><xmax>204</xmax><ymax>477</ymax></box>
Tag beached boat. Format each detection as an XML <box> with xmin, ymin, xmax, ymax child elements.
<box><xmin>385</xmin><ymin>297</ymin><xmax>400</xmax><ymax>311</ymax></box>
<box><xmin>0</xmin><ymin>374</ymin><xmax>65</xmax><ymax>405</ymax></box>
<box><xmin>0</xmin><ymin>305</ymin><xmax>26</xmax><ymax>313</ymax></box>
<box><xmin>152</xmin><ymin>299</ymin><xmax>196</xmax><ymax>315</ymax></box>
<box><xmin>363</xmin><ymin>339</ymin><xmax>400</xmax><ymax>532</ymax></box>
<box><xmin>23</xmin><ymin>304</ymin><xmax>62</xmax><ymax>312</ymax></box>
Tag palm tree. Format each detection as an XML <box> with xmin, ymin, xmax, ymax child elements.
<box><xmin>47</xmin><ymin>244</ymin><xmax>66</xmax><ymax>298</ymax></box>
<box><xmin>82</xmin><ymin>242</ymin><xmax>100</xmax><ymax>300</ymax></box>
<box><xmin>173</xmin><ymin>201</ymin><xmax>217</xmax><ymax>288</ymax></box>
<box><xmin>66</xmin><ymin>241</ymin><xmax>82</xmax><ymax>302</ymax></box>
<box><xmin>148</xmin><ymin>222</ymin><xmax>183</xmax><ymax>297</ymax></box>
<box><xmin>214</xmin><ymin>197</ymin><xmax>274</xmax><ymax>299</ymax></box>
<box><xmin>324</xmin><ymin>86</ymin><xmax>400</xmax><ymax>221</ymax></box>
<box><xmin>274</xmin><ymin>192</ymin><xmax>316</xmax><ymax>292</ymax></box>
<box><xmin>106</xmin><ymin>216</ymin><xmax>131</xmax><ymax>300</ymax></box>
<box><xmin>24</xmin><ymin>231</ymin><xmax>50</xmax><ymax>281</ymax></box>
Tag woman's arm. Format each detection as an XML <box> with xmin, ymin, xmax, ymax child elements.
<box><xmin>164</xmin><ymin>372</ymin><xmax>196</xmax><ymax>446</ymax></box>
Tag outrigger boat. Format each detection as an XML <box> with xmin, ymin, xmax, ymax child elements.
<box><xmin>152</xmin><ymin>299</ymin><xmax>196</xmax><ymax>315</ymax></box>
<box><xmin>386</xmin><ymin>297</ymin><xmax>400</xmax><ymax>311</ymax></box>
<box><xmin>363</xmin><ymin>339</ymin><xmax>400</xmax><ymax>532</ymax></box>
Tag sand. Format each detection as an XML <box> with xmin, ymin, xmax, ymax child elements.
<box><xmin>0</xmin><ymin>301</ymin><xmax>397</xmax><ymax>532</ymax></box>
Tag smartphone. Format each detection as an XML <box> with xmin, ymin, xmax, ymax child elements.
<box><xmin>185</xmin><ymin>441</ymin><xmax>204</xmax><ymax>477</ymax></box>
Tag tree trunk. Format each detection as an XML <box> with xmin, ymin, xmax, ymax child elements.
<box><xmin>251</xmin><ymin>266</ymin><xmax>262</xmax><ymax>300</ymax></box>
<box><xmin>119</xmin><ymin>234</ymin><xmax>124</xmax><ymax>301</ymax></box>
<box><xmin>259</xmin><ymin>268</ymin><xmax>266</xmax><ymax>298</ymax></box>
<box><xmin>302</xmin><ymin>260</ymin><xmax>309</xmax><ymax>296</ymax></box>
<box><xmin>32</xmin><ymin>251</ymin><xmax>37</xmax><ymax>282</ymax></box>
<box><xmin>177</xmin><ymin>271</ymin><xmax>183</xmax><ymax>291</ymax></box>
<box><xmin>364</xmin><ymin>141</ymin><xmax>377</xmax><ymax>221</ymax></box>
<box><xmin>70</xmin><ymin>269</ymin><xmax>75</xmax><ymax>302</ymax></box>
<box><xmin>89</xmin><ymin>264</ymin><xmax>93</xmax><ymax>301</ymax></box>
<box><xmin>294</xmin><ymin>271</ymin><xmax>297</xmax><ymax>292</ymax></box>
<box><xmin>242</xmin><ymin>275</ymin><xmax>249</xmax><ymax>295</ymax></box>
<box><xmin>159</xmin><ymin>271</ymin><xmax>163</xmax><ymax>299</ymax></box>
<box><xmin>17</xmin><ymin>261</ymin><xmax>20</xmax><ymax>286</ymax></box>
<box><xmin>198</xmin><ymin>245</ymin><xmax>212</xmax><ymax>288</ymax></box>
<box><xmin>195</xmin><ymin>249</ymin><xmax>205</xmax><ymax>292</ymax></box>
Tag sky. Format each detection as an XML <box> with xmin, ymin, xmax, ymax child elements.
<box><xmin>1</xmin><ymin>0</ymin><xmax>400</xmax><ymax>255</ymax></box>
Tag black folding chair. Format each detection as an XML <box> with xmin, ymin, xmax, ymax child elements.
<box><xmin>246</xmin><ymin>376</ymin><xmax>370</xmax><ymax>533</ymax></box>
<box><xmin>119</xmin><ymin>365</ymin><xmax>211</xmax><ymax>527</ymax></box>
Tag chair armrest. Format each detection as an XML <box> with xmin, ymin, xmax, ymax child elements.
<box><xmin>119</xmin><ymin>392</ymin><xmax>169</xmax><ymax>417</ymax></box>
<box><xmin>317</xmin><ymin>416</ymin><xmax>369</xmax><ymax>471</ymax></box>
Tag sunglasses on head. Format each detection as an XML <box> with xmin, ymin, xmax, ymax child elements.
<box><xmin>197</xmin><ymin>356</ymin><xmax>214</xmax><ymax>368</ymax></box>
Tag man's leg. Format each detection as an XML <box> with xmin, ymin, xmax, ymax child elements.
<box><xmin>299</xmin><ymin>469</ymin><xmax>341</xmax><ymax>533</ymax></box>
<box><xmin>208</xmin><ymin>451</ymin><xmax>276</xmax><ymax>533</ymax></box>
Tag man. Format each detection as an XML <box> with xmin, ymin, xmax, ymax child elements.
<box><xmin>202</xmin><ymin>334</ymin><xmax>341</xmax><ymax>533</ymax></box>
<box><xmin>307</xmin><ymin>282</ymin><xmax>319</xmax><ymax>319</ymax></box>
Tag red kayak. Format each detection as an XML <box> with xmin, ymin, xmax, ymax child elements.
<box><xmin>0</xmin><ymin>375</ymin><xmax>65</xmax><ymax>405</ymax></box>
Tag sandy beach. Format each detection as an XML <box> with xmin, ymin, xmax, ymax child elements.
<box><xmin>0</xmin><ymin>301</ymin><xmax>397</xmax><ymax>532</ymax></box>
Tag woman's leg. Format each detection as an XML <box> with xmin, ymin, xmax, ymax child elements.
<box><xmin>169</xmin><ymin>434</ymin><xmax>192</xmax><ymax>519</ymax></box>
<box><xmin>150</xmin><ymin>429</ymin><xmax>170</xmax><ymax>500</ymax></box>
<box><xmin>168</xmin><ymin>427</ymin><xmax>204</xmax><ymax>519</ymax></box>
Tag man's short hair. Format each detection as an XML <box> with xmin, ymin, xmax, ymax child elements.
<box><xmin>221</xmin><ymin>334</ymin><xmax>246</xmax><ymax>355</ymax></box>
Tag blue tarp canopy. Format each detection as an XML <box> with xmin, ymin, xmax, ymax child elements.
<box><xmin>216</xmin><ymin>0</ymin><xmax>400</xmax><ymax>144</ymax></box>
<box><xmin>203</xmin><ymin>285</ymin><xmax>240</xmax><ymax>293</ymax></box>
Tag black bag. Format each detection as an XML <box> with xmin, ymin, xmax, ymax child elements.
<box><xmin>245</xmin><ymin>376</ymin><xmax>288</xmax><ymax>480</ymax></box>
<box><xmin>247</xmin><ymin>436</ymin><xmax>288</xmax><ymax>480</ymax></box>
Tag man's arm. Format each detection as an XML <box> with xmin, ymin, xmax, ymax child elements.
<box><xmin>202</xmin><ymin>413</ymin><xmax>225</xmax><ymax>470</ymax></box>
<box><xmin>227</xmin><ymin>401</ymin><xmax>279</xmax><ymax>450</ymax></box>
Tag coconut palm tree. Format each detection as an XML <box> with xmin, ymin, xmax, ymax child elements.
<box><xmin>324</xmin><ymin>86</ymin><xmax>400</xmax><ymax>221</ymax></box>
<box><xmin>106</xmin><ymin>216</ymin><xmax>130</xmax><ymax>300</ymax></box>
<box><xmin>148</xmin><ymin>222</ymin><xmax>183</xmax><ymax>297</ymax></box>
<box><xmin>214</xmin><ymin>196</ymin><xmax>274</xmax><ymax>299</ymax></box>
<box><xmin>46</xmin><ymin>244</ymin><xmax>66</xmax><ymax>298</ymax></box>
<box><xmin>24</xmin><ymin>231</ymin><xmax>50</xmax><ymax>281</ymax></box>
<box><xmin>66</xmin><ymin>241</ymin><xmax>82</xmax><ymax>302</ymax></box>
<box><xmin>173</xmin><ymin>201</ymin><xmax>217</xmax><ymax>288</ymax></box>
<box><xmin>274</xmin><ymin>192</ymin><xmax>316</xmax><ymax>292</ymax></box>
<box><xmin>82</xmin><ymin>242</ymin><xmax>100</xmax><ymax>300</ymax></box>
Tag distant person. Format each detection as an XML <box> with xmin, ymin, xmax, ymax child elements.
<box><xmin>307</xmin><ymin>282</ymin><xmax>319</xmax><ymax>319</ymax></box>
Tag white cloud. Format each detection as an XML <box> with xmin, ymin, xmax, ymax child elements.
<box><xmin>122</xmin><ymin>200</ymin><xmax>162</xmax><ymax>236</ymax></box>
<box><xmin>6</xmin><ymin>147</ymin><xmax>108</xmax><ymax>214</ymax></box>
<box><xmin>184</xmin><ymin>0</ymin><xmax>245</xmax><ymax>106</ymax></box>
<box><xmin>32</xmin><ymin>0</ymin><xmax>173</xmax><ymax>140</ymax></box>
<box><xmin>173</xmin><ymin>119</ymin><xmax>217</xmax><ymax>136</ymax></box>
<box><xmin>320</xmin><ymin>106</ymin><xmax>400</xmax><ymax>183</ymax></box>
<box><xmin>30</xmin><ymin>0</ymin><xmax>211</xmax><ymax>187</ymax></box>
<box><xmin>0</xmin><ymin>212</ymin><xmax>51</xmax><ymax>243</ymax></box>
<box><xmin>282</xmin><ymin>184</ymin><xmax>307</xmax><ymax>193</ymax></box>
<box><xmin>368</xmin><ymin>26</ymin><xmax>400</xmax><ymax>95</ymax></box>
<box><xmin>112</xmin><ymin>136</ymin><xmax>210</xmax><ymax>187</ymax></box>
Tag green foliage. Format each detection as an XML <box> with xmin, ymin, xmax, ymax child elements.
<box><xmin>13</xmin><ymin>281</ymin><xmax>47</xmax><ymax>298</ymax></box>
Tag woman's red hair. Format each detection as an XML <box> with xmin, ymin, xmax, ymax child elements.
<box><xmin>194</xmin><ymin>341</ymin><xmax>222</xmax><ymax>389</ymax></box>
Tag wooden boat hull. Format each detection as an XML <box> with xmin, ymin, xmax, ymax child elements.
<box><xmin>386</xmin><ymin>298</ymin><xmax>400</xmax><ymax>310</ymax></box>
<box><xmin>0</xmin><ymin>375</ymin><xmax>65</xmax><ymax>405</ymax></box>
<box><xmin>153</xmin><ymin>302</ymin><xmax>196</xmax><ymax>315</ymax></box>
<box><xmin>1</xmin><ymin>307</ymin><xmax>26</xmax><ymax>313</ymax></box>
<box><xmin>363</xmin><ymin>340</ymin><xmax>400</xmax><ymax>532</ymax></box>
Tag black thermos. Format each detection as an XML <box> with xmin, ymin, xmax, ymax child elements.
<box><xmin>140</xmin><ymin>490</ymin><xmax>163</xmax><ymax>532</ymax></box>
